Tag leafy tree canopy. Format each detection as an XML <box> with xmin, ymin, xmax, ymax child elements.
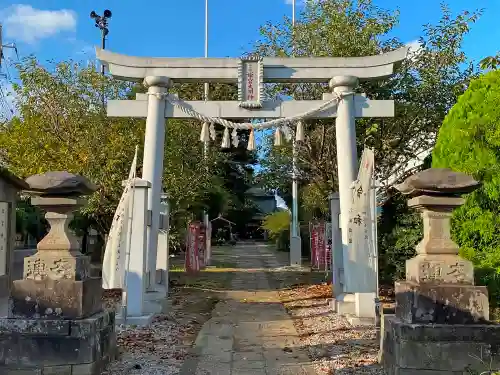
<box><xmin>432</xmin><ymin>69</ymin><xmax>500</xmax><ymax>304</ymax></box>
<box><xmin>255</xmin><ymin>0</ymin><xmax>481</xmax><ymax>215</ymax></box>
<box><xmin>0</xmin><ymin>58</ymin><xmax>221</xmax><ymax>235</ymax></box>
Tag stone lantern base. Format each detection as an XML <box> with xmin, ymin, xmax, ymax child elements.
<box><xmin>0</xmin><ymin>310</ymin><xmax>116</xmax><ymax>375</ymax></box>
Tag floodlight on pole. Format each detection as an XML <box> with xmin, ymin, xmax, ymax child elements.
<box><xmin>90</xmin><ymin>9</ymin><xmax>112</xmax><ymax>74</ymax></box>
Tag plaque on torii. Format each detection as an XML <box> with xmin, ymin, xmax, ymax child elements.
<box><xmin>238</xmin><ymin>55</ymin><xmax>264</xmax><ymax>108</ymax></box>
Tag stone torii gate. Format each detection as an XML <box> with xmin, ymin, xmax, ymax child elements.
<box><xmin>97</xmin><ymin>47</ymin><xmax>409</xmax><ymax>316</ymax></box>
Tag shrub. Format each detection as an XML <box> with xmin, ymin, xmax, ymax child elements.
<box><xmin>261</xmin><ymin>211</ymin><xmax>291</xmax><ymax>250</ymax></box>
<box><xmin>433</xmin><ymin>69</ymin><xmax>500</xmax><ymax>307</ymax></box>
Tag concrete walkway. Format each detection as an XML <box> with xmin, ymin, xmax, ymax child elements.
<box><xmin>180</xmin><ymin>242</ymin><xmax>315</xmax><ymax>375</ymax></box>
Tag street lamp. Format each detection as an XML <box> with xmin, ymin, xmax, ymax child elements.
<box><xmin>90</xmin><ymin>9</ymin><xmax>112</xmax><ymax>74</ymax></box>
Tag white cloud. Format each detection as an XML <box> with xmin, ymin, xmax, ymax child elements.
<box><xmin>406</xmin><ymin>39</ymin><xmax>424</xmax><ymax>61</ymax></box>
<box><xmin>1</xmin><ymin>4</ymin><xmax>77</xmax><ymax>44</ymax></box>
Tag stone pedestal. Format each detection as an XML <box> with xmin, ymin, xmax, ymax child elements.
<box><xmin>0</xmin><ymin>172</ymin><xmax>116</xmax><ymax>375</ymax></box>
<box><xmin>382</xmin><ymin>315</ymin><xmax>500</xmax><ymax>375</ymax></box>
<box><xmin>0</xmin><ymin>310</ymin><xmax>116</xmax><ymax>375</ymax></box>
<box><xmin>381</xmin><ymin>169</ymin><xmax>500</xmax><ymax>375</ymax></box>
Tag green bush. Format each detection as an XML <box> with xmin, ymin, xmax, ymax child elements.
<box><xmin>377</xmin><ymin>192</ymin><xmax>421</xmax><ymax>283</ymax></box>
<box><xmin>261</xmin><ymin>211</ymin><xmax>291</xmax><ymax>251</ymax></box>
<box><xmin>433</xmin><ymin>69</ymin><xmax>500</xmax><ymax>307</ymax></box>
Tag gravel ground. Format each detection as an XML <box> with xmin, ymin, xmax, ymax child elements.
<box><xmin>101</xmin><ymin>288</ymin><xmax>218</xmax><ymax>375</ymax></box>
<box><xmin>278</xmin><ymin>284</ymin><xmax>383</xmax><ymax>375</ymax></box>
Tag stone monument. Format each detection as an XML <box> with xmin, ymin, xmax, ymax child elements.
<box><xmin>381</xmin><ymin>168</ymin><xmax>500</xmax><ymax>374</ymax></box>
<box><xmin>0</xmin><ymin>168</ymin><xmax>29</xmax><ymax>302</ymax></box>
<box><xmin>0</xmin><ymin>171</ymin><xmax>116</xmax><ymax>375</ymax></box>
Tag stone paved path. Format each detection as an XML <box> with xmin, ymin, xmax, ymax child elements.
<box><xmin>179</xmin><ymin>242</ymin><xmax>315</xmax><ymax>375</ymax></box>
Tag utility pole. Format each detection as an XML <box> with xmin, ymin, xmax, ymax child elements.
<box><xmin>90</xmin><ymin>9</ymin><xmax>112</xmax><ymax>75</ymax></box>
<box><xmin>290</xmin><ymin>0</ymin><xmax>302</xmax><ymax>266</ymax></box>
<box><xmin>203</xmin><ymin>0</ymin><xmax>211</xmax><ymax>262</ymax></box>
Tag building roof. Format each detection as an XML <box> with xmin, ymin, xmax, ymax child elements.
<box><xmin>0</xmin><ymin>168</ymin><xmax>29</xmax><ymax>189</ymax></box>
<box><xmin>245</xmin><ymin>187</ymin><xmax>274</xmax><ymax>197</ymax></box>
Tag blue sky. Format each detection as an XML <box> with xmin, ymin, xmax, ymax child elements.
<box><xmin>0</xmin><ymin>0</ymin><xmax>499</xmax><ymax>66</ymax></box>
<box><xmin>0</xmin><ymin>0</ymin><xmax>499</xmax><ymax>121</ymax></box>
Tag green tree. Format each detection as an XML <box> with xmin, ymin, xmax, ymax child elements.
<box><xmin>261</xmin><ymin>210</ymin><xmax>291</xmax><ymax>250</ymax></box>
<box><xmin>0</xmin><ymin>58</ymin><xmax>219</xmax><ymax>238</ymax></box>
<box><xmin>253</xmin><ymin>0</ymin><xmax>481</xmax><ymax>278</ymax></box>
<box><xmin>432</xmin><ymin>69</ymin><xmax>500</xmax><ymax>305</ymax></box>
<box><xmin>255</xmin><ymin>0</ymin><xmax>480</xmax><ymax>215</ymax></box>
<box><xmin>480</xmin><ymin>52</ymin><xmax>500</xmax><ymax>70</ymax></box>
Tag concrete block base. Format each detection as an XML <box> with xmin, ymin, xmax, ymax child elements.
<box><xmin>0</xmin><ymin>310</ymin><xmax>116</xmax><ymax>375</ymax></box>
<box><xmin>336</xmin><ymin>293</ymin><xmax>355</xmax><ymax>315</ymax></box>
<box><xmin>355</xmin><ymin>292</ymin><xmax>376</xmax><ymax>319</ymax></box>
<box><xmin>329</xmin><ymin>298</ymin><xmax>337</xmax><ymax>312</ymax></box>
<box><xmin>289</xmin><ymin>236</ymin><xmax>302</xmax><ymax>266</ymax></box>
<box><xmin>381</xmin><ymin>315</ymin><xmax>500</xmax><ymax>374</ymax></box>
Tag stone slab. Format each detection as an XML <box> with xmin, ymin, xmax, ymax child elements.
<box><xmin>336</xmin><ymin>293</ymin><xmax>356</xmax><ymax>316</ymax></box>
<box><xmin>10</xmin><ymin>278</ymin><xmax>103</xmax><ymax>319</ymax></box>
<box><xmin>395</xmin><ymin>280</ymin><xmax>489</xmax><ymax>324</ymax></box>
<box><xmin>0</xmin><ymin>318</ymin><xmax>71</xmax><ymax>335</ymax></box>
<box><xmin>381</xmin><ymin>315</ymin><xmax>500</xmax><ymax>374</ymax></box>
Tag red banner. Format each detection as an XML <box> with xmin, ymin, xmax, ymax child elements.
<box><xmin>310</xmin><ymin>222</ymin><xmax>319</xmax><ymax>269</ymax></box>
<box><xmin>310</xmin><ymin>221</ymin><xmax>330</xmax><ymax>270</ymax></box>
<box><xmin>185</xmin><ymin>221</ymin><xmax>207</xmax><ymax>272</ymax></box>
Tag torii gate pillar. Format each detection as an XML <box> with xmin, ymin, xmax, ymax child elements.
<box><xmin>331</xmin><ymin>75</ymin><xmax>359</xmax><ymax>246</ymax></box>
<box><xmin>142</xmin><ymin>76</ymin><xmax>170</xmax><ymax>291</ymax></box>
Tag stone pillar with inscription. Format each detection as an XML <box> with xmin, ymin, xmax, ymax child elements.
<box><xmin>381</xmin><ymin>168</ymin><xmax>500</xmax><ymax>374</ymax></box>
<box><xmin>0</xmin><ymin>172</ymin><xmax>116</xmax><ymax>375</ymax></box>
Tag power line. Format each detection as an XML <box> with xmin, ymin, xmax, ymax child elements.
<box><xmin>0</xmin><ymin>23</ymin><xmax>18</xmax><ymax>121</ymax></box>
